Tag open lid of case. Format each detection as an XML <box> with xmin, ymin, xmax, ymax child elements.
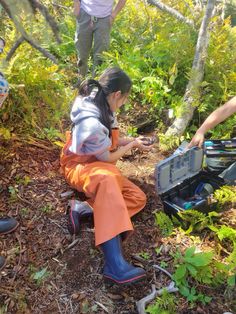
<box><xmin>155</xmin><ymin>141</ymin><xmax>204</xmax><ymax>194</ymax></box>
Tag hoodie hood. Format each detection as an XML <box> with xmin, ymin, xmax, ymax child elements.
<box><xmin>70</xmin><ymin>95</ymin><xmax>100</xmax><ymax>124</ymax></box>
<box><xmin>69</xmin><ymin>95</ymin><xmax>113</xmax><ymax>161</ymax></box>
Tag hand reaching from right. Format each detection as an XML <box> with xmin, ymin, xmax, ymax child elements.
<box><xmin>188</xmin><ymin>131</ymin><xmax>205</xmax><ymax>148</ymax></box>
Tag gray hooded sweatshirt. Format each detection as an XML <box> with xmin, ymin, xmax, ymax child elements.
<box><xmin>69</xmin><ymin>95</ymin><xmax>116</xmax><ymax>161</ymax></box>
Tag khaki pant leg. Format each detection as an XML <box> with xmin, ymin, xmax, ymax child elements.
<box><xmin>75</xmin><ymin>9</ymin><xmax>93</xmax><ymax>77</ymax></box>
<box><xmin>92</xmin><ymin>16</ymin><xmax>111</xmax><ymax>75</ymax></box>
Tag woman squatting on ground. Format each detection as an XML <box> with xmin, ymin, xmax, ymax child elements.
<box><xmin>60</xmin><ymin>67</ymin><xmax>153</xmax><ymax>285</ymax></box>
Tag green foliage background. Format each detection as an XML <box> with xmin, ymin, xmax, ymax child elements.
<box><xmin>0</xmin><ymin>0</ymin><xmax>236</xmax><ymax>141</ymax></box>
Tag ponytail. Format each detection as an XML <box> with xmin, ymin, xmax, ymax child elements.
<box><xmin>78</xmin><ymin>78</ymin><xmax>112</xmax><ymax>136</ymax></box>
<box><xmin>79</xmin><ymin>79</ymin><xmax>100</xmax><ymax>97</ymax></box>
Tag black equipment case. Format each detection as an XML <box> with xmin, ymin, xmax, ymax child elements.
<box><xmin>154</xmin><ymin>141</ymin><xmax>226</xmax><ymax>218</ymax></box>
<box><xmin>204</xmin><ymin>139</ymin><xmax>236</xmax><ymax>176</ymax></box>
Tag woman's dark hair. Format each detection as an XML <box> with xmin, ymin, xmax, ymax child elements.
<box><xmin>78</xmin><ymin>67</ymin><xmax>132</xmax><ymax>135</ymax></box>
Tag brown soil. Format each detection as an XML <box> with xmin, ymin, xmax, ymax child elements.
<box><xmin>0</xmin><ymin>138</ymin><xmax>235</xmax><ymax>314</ymax></box>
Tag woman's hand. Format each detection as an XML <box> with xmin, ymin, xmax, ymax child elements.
<box><xmin>107</xmin><ymin>136</ymin><xmax>153</xmax><ymax>163</ymax></box>
<box><xmin>132</xmin><ymin>137</ymin><xmax>154</xmax><ymax>151</ymax></box>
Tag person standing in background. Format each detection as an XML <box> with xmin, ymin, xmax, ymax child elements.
<box><xmin>73</xmin><ymin>0</ymin><xmax>127</xmax><ymax>78</ymax></box>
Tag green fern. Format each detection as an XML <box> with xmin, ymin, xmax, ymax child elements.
<box><xmin>214</xmin><ymin>186</ymin><xmax>236</xmax><ymax>205</ymax></box>
<box><xmin>146</xmin><ymin>289</ymin><xmax>177</xmax><ymax>314</ymax></box>
<box><xmin>155</xmin><ymin>211</ymin><xmax>174</xmax><ymax>237</ymax></box>
<box><xmin>178</xmin><ymin>210</ymin><xmax>220</xmax><ymax>234</ymax></box>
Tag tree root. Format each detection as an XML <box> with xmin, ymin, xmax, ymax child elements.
<box><xmin>136</xmin><ymin>264</ymin><xmax>179</xmax><ymax>314</ymax></box>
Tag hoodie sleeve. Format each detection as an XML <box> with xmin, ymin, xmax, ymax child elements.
<box><xmin>70</xmin><ymin>118</ymin><xmax>111</xmax><ymax>161</ymax></box>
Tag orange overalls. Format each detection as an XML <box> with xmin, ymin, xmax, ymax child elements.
<box><xmin>60</xmin><ymin>129</ymin><xmax>146</xmax><ymax>246</ymax></box>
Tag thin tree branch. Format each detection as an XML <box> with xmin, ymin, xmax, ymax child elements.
<box><xmin>6</xmin><ymin>36</ymin><xmax>25</xmax><ymax>62</ymax></box>
<box><xmin>0</xmin><ymin>0</ymin><xmax>12</xmax><ymax>18</ymax></box>
<box><xmin>28</xmin><ymin>0</ymin><xmax>61</xmax><ymax>43</ymax></box>
<box><xmin>0</xmin><ymin>0</ymin><xmax>58</xmax><ymax>64</ymax></box>
<box><xmin>147</xmin><ymin>0</ymin><xmax>195</xmax><ymax>29</ymax></box>
<box><xmin>24</xmin><ymin>36</ymin><xmax>58</xmax><ymax>63</ymax></box>
<box><xmin>182</xmin><ymin>0</ymin><xmax>196</xmax><ymax>19</ymax></box>
<box><xmin>52</xmin><ymin>2</ymin><xmax>68</xmax><ymax>10</ymax></box>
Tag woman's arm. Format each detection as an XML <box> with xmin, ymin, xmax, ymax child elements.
<box><xmin>118</xmin><ymin>136</ymin><xmax>135</xmax><ymax>146</ymax></box>
<box><xmin>106</xmin><ymin>138</ymin><xmax>152</xmax><ymax>163</ymax></box>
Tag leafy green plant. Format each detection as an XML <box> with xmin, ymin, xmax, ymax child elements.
<box><xmin>155</xmin><ymin>211</ymin><xmax>174</xmax><ymax>237</ymax></box>
<box><xmin>39</xmin><ymin>204</ymin><xmax>53</xmax><ymax>213</ymax></box>
<box><xmin>213</xmin><ymin>225</ymin><xmax>236</xmax><ymax>243</ymax></box>
<box><xmin>155</xmin><ymin>246</ymin><xmax>163</xmax><ymax>255</ymax></box>
<box><xmin>214</xmin><ymin>259</ymin><xmax>236</xmax><ymax>288</ymax></box>
<box><xmin>8</xmin><ymin>185</ymin><xmax>19</xmax><ymax>201</ymax></box>
<box><xmin>15</xmin><ymin>175</ymin><xmax>31</xmax><ymax>186</ymax></box>
<box><xmin>35</xmin><ymin>127</ymin><xmax>66</xmax><ymax>145</ymax></box>
<box><xmin>0</xmin><ymin>305</ymin><xmax>8</xmax><ymax>314</ymax></box>
<box><xmin>159</xmin><ymin>261</ymin><xmax>168</xmax><ymax>269</ymax></box>
<box><xmin>1</xmin><ymin>13</ymin><xmax>74</xmax><ymax>138</ymax></box>
<box><xmin>158</xmin><ymin>134</ymin><xmax>182</xmax><ymax>152</ymax></box>
<box><xmin>209</xmin><ymin>224</ymin><xmax>236</xmax><ymax>269</ymax></box>
<box><xmin>178</xmin><ymin>210</ymin><xmax>220</xmax><ymax>234</ymax></box>
<box><xmin>31</xmin><ymin>266</ymin><xmax>51</xmax><ymax>285</ymax></box>
<box><xmin>139</xmin><ymin>252</ymin><xmax>150</xmax><ymax>260</ymax></box>
<box><xmin>214</xmin><ymin>186</ymin><xmax>236</xmax><ymax>205</ymax></box>
<box><xmin>0</xmin><ymin>127</ymin><xmax>11</xmax><ymax>140</ymax></box>
<box><xmin>127</xmin><ymin>126</ymin><xmax>138</xmax><ymax>137</ymax></box>
<box><xmin>146</xmin><ymin>289</ymin><xmax>177</xmax><ymax>314</ymax></box>
<box><xmin>172</xmin><ymin>247</ymin><xmax>214</xmax><ymax>304</ymax></box>
<box><xmin>20</xmin><ymin>207</ymin><xmax>29</xmax><ymax>217</ymax></box>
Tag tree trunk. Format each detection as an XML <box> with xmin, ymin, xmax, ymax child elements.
<box><xmin>220</xmin><ymin>0</ymin><xmax>226</xmax><ymax>20</ymax></box>
<box><xmin>165</xmin><ymin>0</ymin><xmax>216</xmax><ymax>137</ymax></box>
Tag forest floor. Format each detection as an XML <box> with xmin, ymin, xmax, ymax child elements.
<box><xmin>0</xmin><ymin>135</ymin><xmax>235</xmax><ymax>314</ymax></box>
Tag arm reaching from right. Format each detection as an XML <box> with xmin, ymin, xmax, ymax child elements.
<box><xmin>188</xmin><ymin>96</ymin><xmax>236</xmax><ymax>148</ymax></box>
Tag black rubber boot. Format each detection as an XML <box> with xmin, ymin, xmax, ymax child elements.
<box><xmin>0</xmin><ymin>217</ymin><xmax>19</xmax><ymax>235</ymax></box>
<box><xmin>0</xmin><ymin>256</ymin><xmax>6</xmax><ymax>271</ymax></box>
<box><xmin>101</xmin><ymin>235</ymin><xmax>146</xmax><ymax>285</ymax></box>
<box><xmin>67</xmin><ymin>200</ymin><xmax>93</xmax><ymax>235</ymax></box>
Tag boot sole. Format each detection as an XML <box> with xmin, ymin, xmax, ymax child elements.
<box><xmin>0</xmin><ymin>222</ymin><xmax>19</xmax><ymax>235</ymax></box>
<box><xmin>103</xmin><ymin>273</ymin><xmax>146</xmax><ymax>286</ymax></box>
